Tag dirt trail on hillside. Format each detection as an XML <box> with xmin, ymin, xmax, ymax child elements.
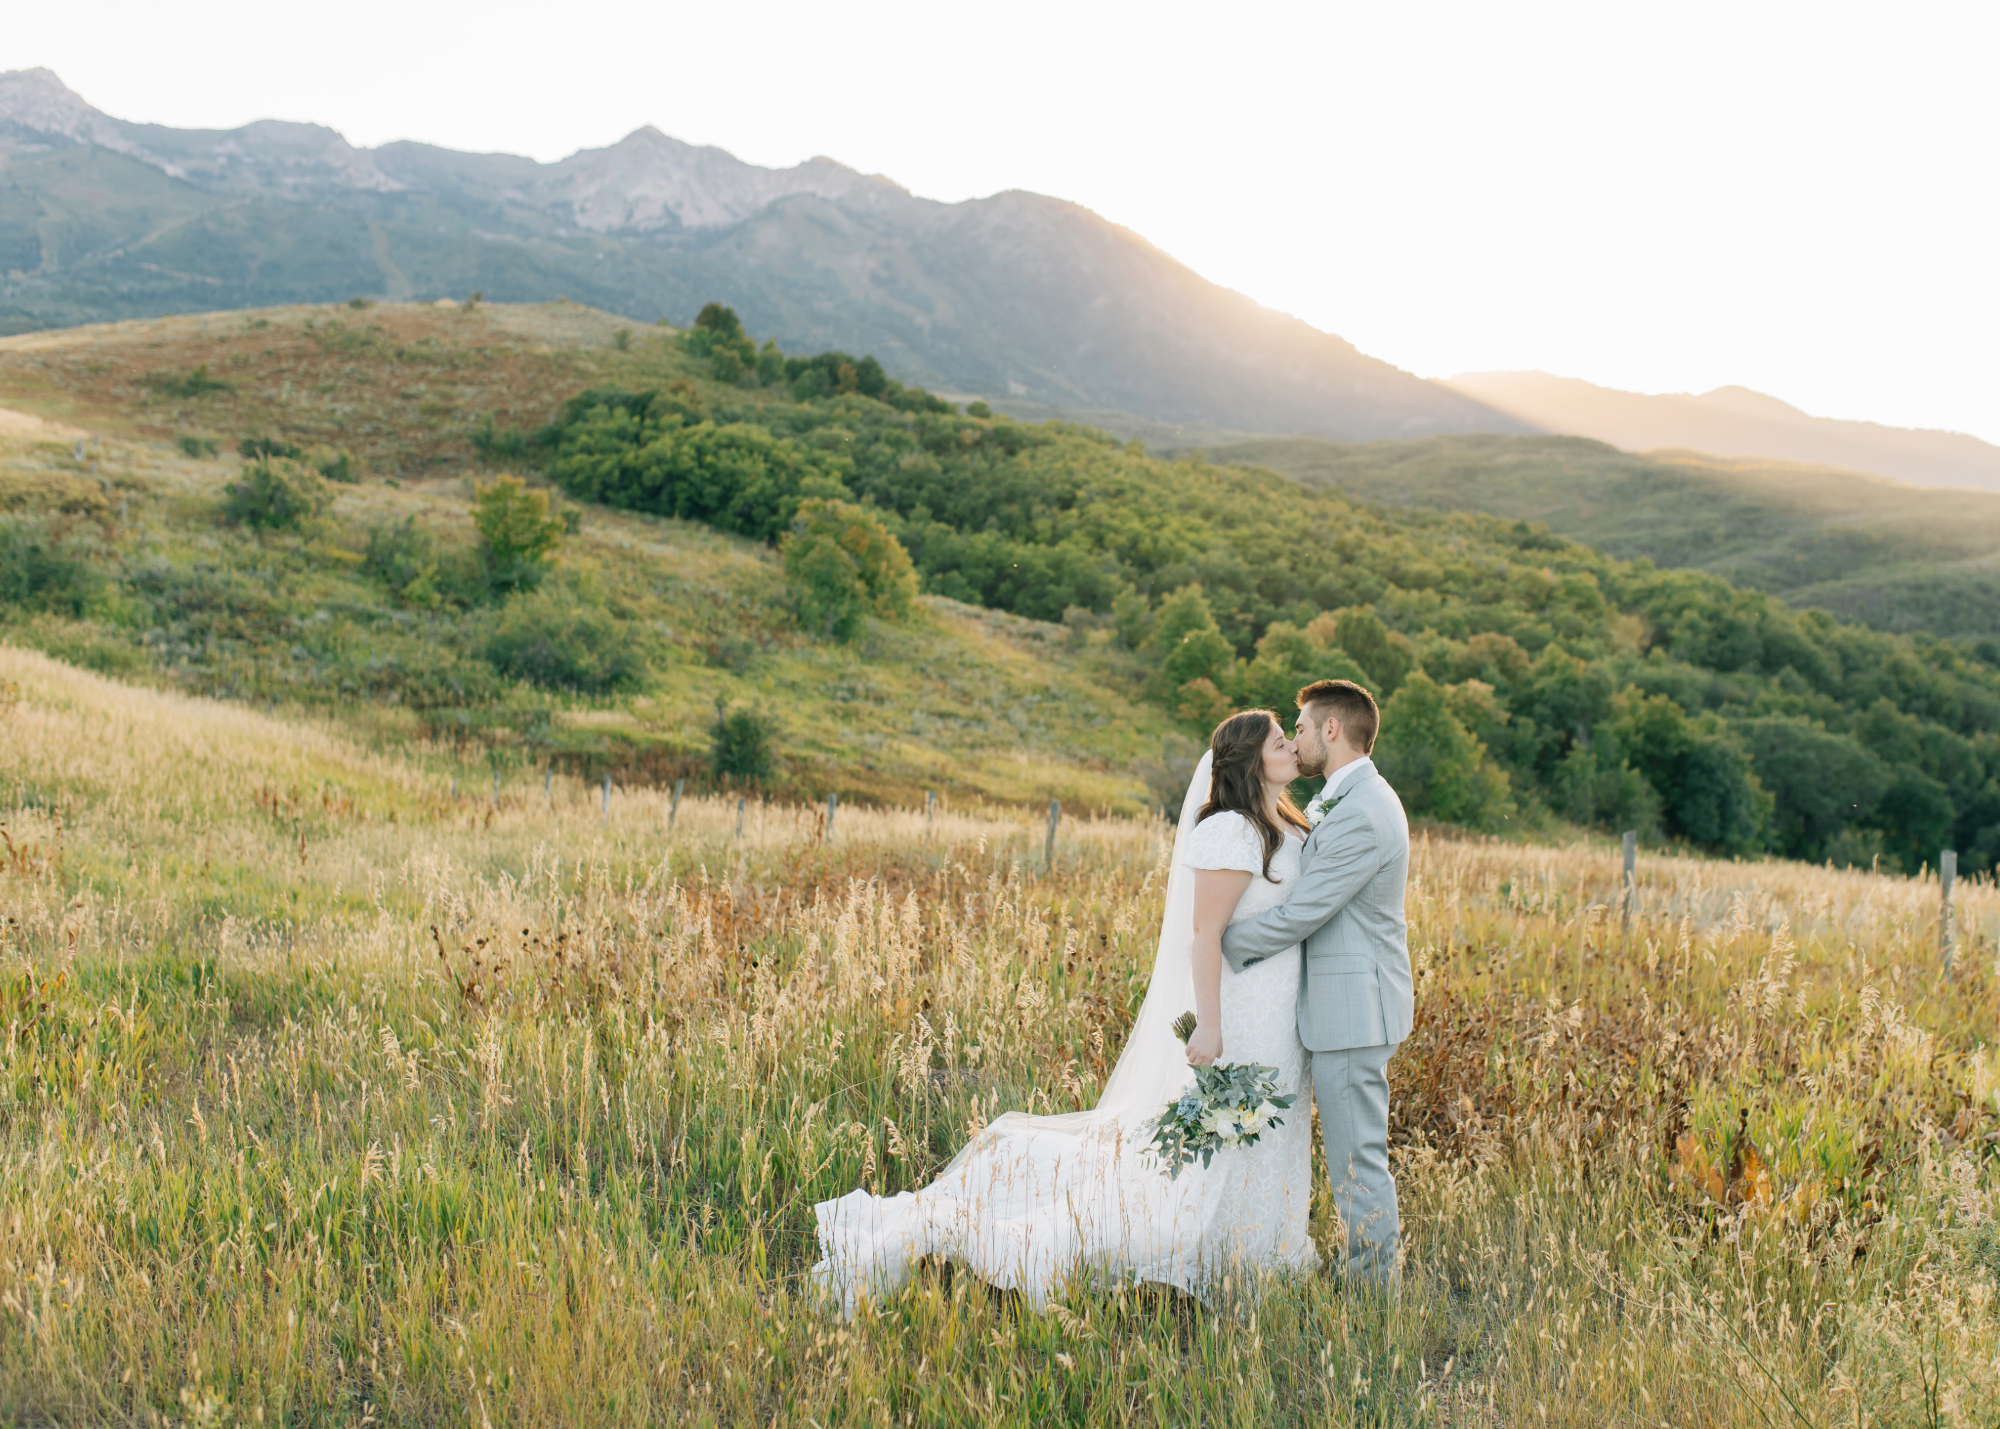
<box><xmin>0</xmin><ymin>405</ymin><xmax>87</xmax><ymax>440</ymax></box>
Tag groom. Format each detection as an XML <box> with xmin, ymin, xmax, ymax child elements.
<box><xmin>1219</xmin><ymin>678</ymin><xmax>1412</xmax><ymax>1288</ymax></box>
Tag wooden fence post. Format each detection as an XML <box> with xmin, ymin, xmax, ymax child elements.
<box><xmin>601</xmin><ymin>775</ymin><xmax>611</xmax><ymax>825</ymax></box>
<box><xmin>544</xmin><ymin>767</ymin><xmax>552</xmax><ymax>807</ymax></box>
<box><xmin>735</xmin><ymin>797</ymin><xmax>746</xmax><ymax>839</ymax></box>
<box><xmin>926</xmin><ymin>790</ymin><xmax>936</xmax><ymax>825</ymax></box>
<box><xmin>669</xmin><ymin>778</ymin><xmax>684</xmax><ymax>832</ymax></box>
<box><xmin>1941</xmin><ymin>848</ymin><xmax>1958</xmax><ymax>972</ymax></box>
<box><xmin>825</xmin><ymin>793</ymin><xmax>838</xmax><ymax>844</ymax></box>
<box><xmin>1046</xmin><ymin>800</ymin><xmax>1061</xmax><ymax>868</ymax></box>
<box><xmin>1621</xmin><ymin>830</ymin><xmax>1636</xmax><ymax>930</ymax></box>
<box><xmin>492</xmin><ymin>769</ymin><xmax>500</xmax><ymax>809</ymax></box>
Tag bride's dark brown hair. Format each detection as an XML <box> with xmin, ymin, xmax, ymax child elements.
<box><xmin>1198</xmin><ymin>709</ymin><xmax>1309</xmax><ymax>882</ymax></box>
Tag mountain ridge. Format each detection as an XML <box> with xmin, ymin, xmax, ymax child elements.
<box><xmin>0</xmin><ymin>68</ymin><xmax>1517</xmax><ymax>441</ymax></box>
<box><xmin>1444</xmin><ymin>369</ymin><xmax>2000</xmax><ymax>492</ymax></box>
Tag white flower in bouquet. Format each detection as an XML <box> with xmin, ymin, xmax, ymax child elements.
<box><xmin>1215</xmin><ymin>1114</ymin><xmax>1242</xmax><ymax>1143</ymax></box>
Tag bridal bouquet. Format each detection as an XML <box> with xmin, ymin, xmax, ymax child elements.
<box><xmin>1144</xmin><ymin>1012</ymin><xmax>1297</xmax><ymax>1178</ymax></box>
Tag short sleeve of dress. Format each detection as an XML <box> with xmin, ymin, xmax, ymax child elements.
<box><xmin>1181</xmin><ymin>811</ymin><xmax>1265</xmax><ymax>874</ymax></box>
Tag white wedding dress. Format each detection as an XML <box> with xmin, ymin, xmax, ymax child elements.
<box><xmin>811</xmin><ymin>753</ymin><xmax>1319</xmax><ymax>1315</ymax></box>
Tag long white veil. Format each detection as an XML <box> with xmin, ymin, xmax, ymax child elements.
<box><xmin>1095</xmin><ymin>748</ymin><xmax>1212</xmax><ymax>1122</ymax></box>
<box><xmin>941</xmin><ymin>749</ymin><xmax>1212</xmax><ymax>1156</ymax></box>
<box><xmin>813</xmin><ymin>752</ymin><xmax>1218</xmax><ymax>1312</ymax></box>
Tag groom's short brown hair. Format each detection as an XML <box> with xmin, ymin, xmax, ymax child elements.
<box><xmin>1296</xmin><ymin>679</ymin><xmax>1379</xmax><ymax>754</ymax></box>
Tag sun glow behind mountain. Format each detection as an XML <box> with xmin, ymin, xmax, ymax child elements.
<box><xmin>5</xmin><ymin>0</ymin><xmax>1997</xmax><ymax>443</ymax></box>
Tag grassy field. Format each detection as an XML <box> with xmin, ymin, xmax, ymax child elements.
<box><xmin>3</xmin><ymin>644</ymin><xmax>1997</xmax><ymax>1425</ymax></box>
<box><xmin>0</xmin><ymin>301</ymin><xmax>666</xmax><ymax>475</ymax></box>
<box><xmin>1207</xmin><ymin>433</ymin><xmax>2000</xmax><ymax>644</ymax></box>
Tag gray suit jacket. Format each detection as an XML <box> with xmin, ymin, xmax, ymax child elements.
<box><xmin>1219</xmin><ymin>765</ymin><xmax>1412</xmax><ymax>1052</ymax></box>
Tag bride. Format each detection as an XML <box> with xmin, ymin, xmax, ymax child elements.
<box><xmin>812</xmin><ymin>709</ymin><xmax>1320</xmax><ymax>1314</ymax></box>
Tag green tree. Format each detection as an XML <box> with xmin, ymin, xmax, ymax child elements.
<box><xmin>1233</xmin><ymin>619</ymin><xmax>1371</xmax><ymax>715</ymax></box>
<box><xmin>1873</xmin><ymin>767</ymin><xmax>1955</xmax><ymax>875</ymax></box>
<box><xmin>1374</xmin><ymin>672</ymin><xmax>1513</xmax><ymax>828</ymax></box>
<box><xmin>1151</xmin><ymin>584</ymin><xmax>1219</xmax><ymax>655</ymax></box>
<box><xmin>710</xmin><ymin>705</ymin><xmax>775</xmax><ymax>781</ymax></box>
<box><xmin>223</xmin><ymin>458</ymin><xmax>329</xmax><ymax>530</ymax></box>
<box><xmin>473</xmin><ymin>476</ymin><xmax>566</xmax><ymax>596</ymax></box>
<box><xmin>1325</xmin><ymin>606</ymin><xmax>1412</xmax><ymax>696</ymax></box>
<box><xmin>781</xmin><ymin>499</ymin><xmax>920</xmax><ymax>641</ymax></box>
<box><xmin>688</xmin><ymin>303</ymin><xmax>757</xmax><ymax>383</ymax></box>
<box><xmin>1111</xmin><ymin>588</ymin><xmax>1154</xmax><ymax>650</ymax></box>
<box><xmin>1550</xmin><ymin>744</ymin><xmax>1662</xmax><ymax>834</ymax></box>
<box><xmin>1602</xmin><ymin>691</ymin><xmax>1768</xmax><ymax>853</ymax></box>
<box><xmin>1148</xmin><ymin>583</ymin><xmax>1237</xmax><ymax>713</ymax></box>
<box><xmin>1736</xmin><ymin>717</ymin><xmax>1887</xmax><ymax>862</ymax></box>
<box><xmin>693</xmin><ymin>303</ymin><xmax>744</xmax><ymax>343</ymax></box>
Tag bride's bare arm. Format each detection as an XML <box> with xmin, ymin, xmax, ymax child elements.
<box><xmin>1187</xmin><ymin>867</ymin><xmax>1253</xmax><ymax>1065</ymax></box>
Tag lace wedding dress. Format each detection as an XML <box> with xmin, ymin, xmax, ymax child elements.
<box><xmin>811</xmin><ymin>754</ymin><xmax>1319</xmax><ymax>1315</ymax></box>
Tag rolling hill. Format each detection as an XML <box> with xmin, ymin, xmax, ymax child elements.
<box><xmin>0</xmin><ymin>66</ymin><xmax>1516</xmax><ymax>443</ymax></box>
<box><xmin>7</xmin><ymin>298</ymin><xmax>2000</xmax><ymax>878</ymax></box>
<box><xmin>1205</xmin><ymin>433</ymin><xmax>2000</xmax><ymax>643</ymax></box>
<box><xmin>0</xmin><ymin>303</ymin><xmax>1182</xmax><ymax>812</ymax></box>
<box><xmin>1443</xmin><ymin>371</ymin><xmax>2000</xmax><ymax>492</ymax></box>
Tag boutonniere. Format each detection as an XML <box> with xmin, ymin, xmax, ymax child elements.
<box><xmin>1305</xmin><ymin>792</ymin><xmax>1343</xmax><ymax>828</ymax></box>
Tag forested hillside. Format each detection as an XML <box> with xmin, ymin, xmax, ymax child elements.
<box><xmin>1209</xmin><ymin>433</ymin><xmax>2000</xmax><ymax>643</ymax></box>
<box><xmin>6</xmin><ymin>300</ymin><xmax>2000</xmax><ymax>873</ymax></box>
<box><xmin>495</xmin><ymin>305</ymin><xmax>2000</xmax><ymax>874</ymax></box>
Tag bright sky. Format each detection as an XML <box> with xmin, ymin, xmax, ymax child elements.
<box><xmin>10</xmin><ymin>1</ymin><xmax>1998</xmax><ymax>442</ymax></box>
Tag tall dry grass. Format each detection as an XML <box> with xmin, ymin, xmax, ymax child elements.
<box><xmin>2</xmin><ymin>644</ymin><xmax>1997</xmax><ymax>1426</ymax></box>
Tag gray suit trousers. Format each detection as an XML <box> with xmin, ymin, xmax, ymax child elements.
<box><xmin>1313</xmin><ymin>1041</ymin><xmax>1400</xmax><ymax>1288</ymax></box>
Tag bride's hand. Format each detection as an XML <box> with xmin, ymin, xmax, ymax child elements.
<box><xmin>1185</xmin><ymin>1020</ymin><xmax>1223</xmax><ymax>1067</ymax></box>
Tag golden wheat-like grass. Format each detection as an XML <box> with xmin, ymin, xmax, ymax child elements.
<box><xmin>2</xmin><ymin>647</ymin><xmax>1996</xmax><ymax>1426</ymax></box>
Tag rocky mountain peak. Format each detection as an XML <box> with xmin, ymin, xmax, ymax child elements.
<box><xmin>0</xmin><ymin>67</ymin><xmax>154</xmax><ymax>163</ymax></box>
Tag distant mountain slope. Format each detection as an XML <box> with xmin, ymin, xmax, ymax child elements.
<box><xmin>1444</xmin><ymin>370</ymin><xmax>2000</xmax><ymax>493</ymax></box>
<box><xmin>1208</xmin><ymin>432</ymin><xmax>2000</xmax><ymax>641</ymax></box>
<box><xmin>0</xmin><ymin>67</ymin><xmax>1519</xmax><ymax>442</ymax></box>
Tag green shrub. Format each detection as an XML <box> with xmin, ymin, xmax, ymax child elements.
<box><xmin>364</xmin><ymin>517</ymin><xmax>455</xmax><ymax>607</ymax></box>
<box><xmin>481</xmin><ymin>591</ymin><xmax>645</xmax><ymax>693</ymax></box>
<box><xmin>472</xmin><ymin>476</ymin><xmax>566</xmax><ymax>596</ymax></box>
<box><xmin>239</xmin><ymin>436</ymin><xmax>304</xmax><ymax>462</ymax></box>
<box><xmin>144</xmin><ymin>365</ymin><xmax>230</xmax><ymax>398</ymax></box>
<box><xmin>0</xmin><ymin>517</ymin><xmax>106</xmax><ymax>615</ymax></box>
<box><xmin>471</xmin><ymin>416</ymin><xmax>535</xmax><ymax>463</ymax></box>
<box><xmin>311</xmin><ymin>448</ymin><xmax>359</xmax><ymax>484</ymax></box>
<box><xmin>710</xmin><ymin>705</ymin><xmax>775</xmax><ymax>781</ymax></box>
<box><xmin>223</xmin><ymin>458</ymin><xmax>329</xmax><ymax>530</ymax></box>
<box><xmin>177</xmin><ymin>434</ymin><xmax>220</xmax><ymax>459</ymax></box>
<box><xmin>781</xmin><ymin>499</ymin><xmax>919</xmax><ymax>641</ymax></box>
